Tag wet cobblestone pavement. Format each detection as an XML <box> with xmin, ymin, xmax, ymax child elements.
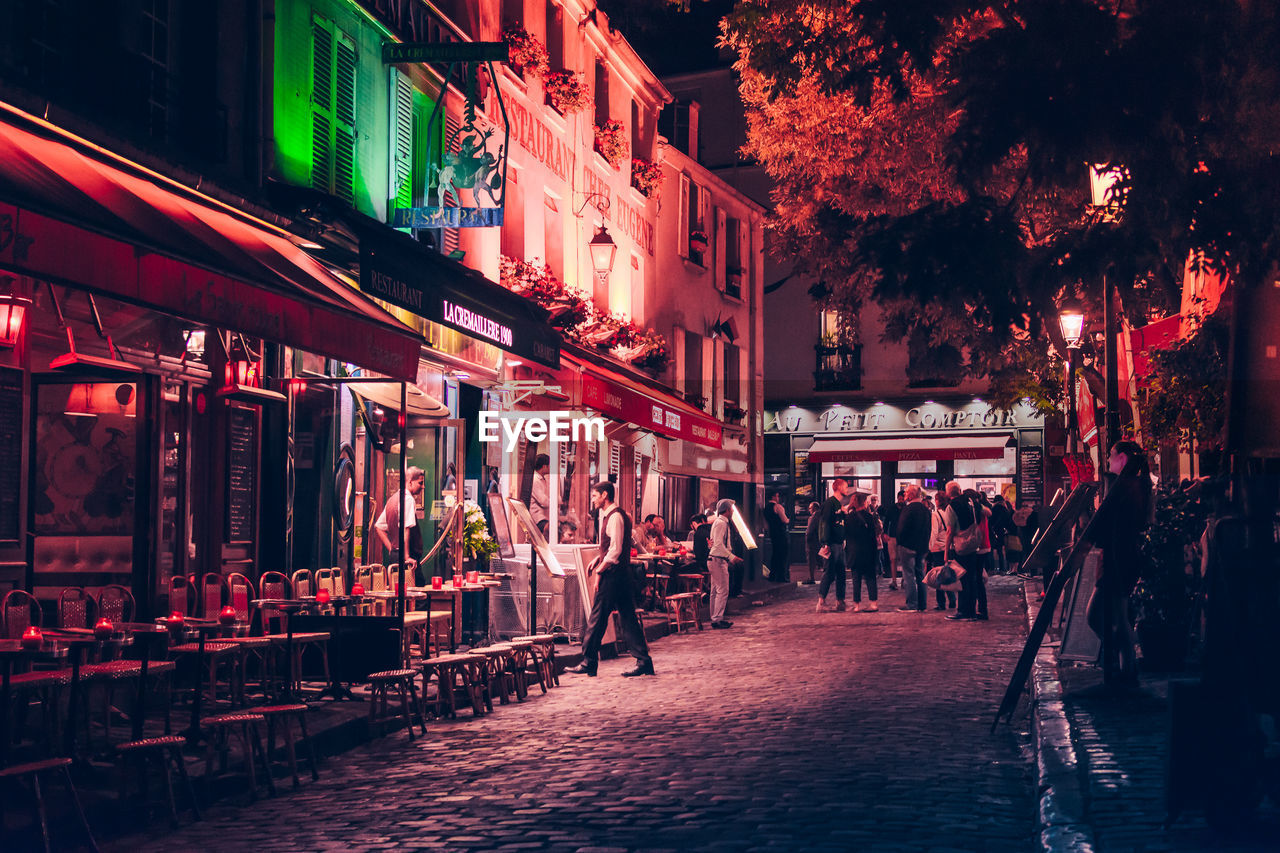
<box><xmin>110</xmin><ymin>577</ymin><xmax>1037</xmax><ymax>852</ymax></box>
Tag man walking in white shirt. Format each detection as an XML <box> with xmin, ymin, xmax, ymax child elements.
<box><xmin>708</xmin><ymin>499</ymin><xmax>735</xmax><ymax>629</ymax></box>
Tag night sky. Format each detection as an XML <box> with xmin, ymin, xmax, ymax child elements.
<box><xmin>598</xmin><ymin>0</ymin><xmax>735</xmax><ymax>74</ymax></box>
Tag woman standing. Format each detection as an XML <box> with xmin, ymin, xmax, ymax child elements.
<box><xmin>804</xmin><ymin>501</ymin><xmax>822</xmax><ymax>584</ymax></box>
<box><xmin>766</xmin><ymin>491</ymin><xmax>791</xmax><ymax>583</ymax></box>
<box><xmin>1087</xmin><ymin>440</ymin><xmax>1153</xmax><ymax>686</ymax></box>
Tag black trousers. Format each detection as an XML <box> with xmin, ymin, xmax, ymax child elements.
<box><xmin>582</xmin><ymin>568</ymin><xmax>651</xmax><ymax>665</ymax></box>
<box><xmin>768</xmin><ymin>536</ymin><xmax>790</xmax><ymax>582</ymax></box>
<box><xmin>955</xmin><ymin>552</ymin><xmax>984</xmax><ymax>617</ymax></box>
<box><xmin>850</xmin><ymin>560</ymin><xmax>878</xmax><ymax>603</ymax></box>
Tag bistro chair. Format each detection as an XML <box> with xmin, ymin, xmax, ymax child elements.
<box><xmin>353</xmin><ymin>565</ymin><xmax>374</xmax><ymax>616</ymax></box>
<box><xmin>255</xmin><ymin>703</ymin><xmax>320</xmax><ymax>788</ymax></box>
<box><xmin>290</xmin><ymin>569</ymin><xmax>313</xmax><ymax>598</ymax></box>
<box><xmin>113</xmin><ymin>734</ymin><xmax>200</xmax><ymax>828</ymax></box>
<box><xmin>367</xmin><ymin>563</ymin><xmax>388</xmax><ymax>615</ymax></box>
<box><xmin>200</xmin><ymin>573</ymin><xmax>228</xmax><ymax>619</ymax></box>
<box><xmin>219</xmin><ymin>573</ymin><xmax>277</xmax><ymax>701</ymax></box>
<box><xmin>329</xmin><ymin>566</ymin><xmax>347</xmax><ymax>598</ymax></box>
<box><xmin>57</xmin><ymin>587</ymin><xmax>94</xmax><ymax>631</ymax></box>
<box><xmin>511</xmin><ymin>634</ymin><xmax>561</xmax><ymax>688</ymax></box>
<box><xmin>261</xmin><ymin>572</ymin><xmax>329</xmax><ymax>695</ymax></box>
<box><xmin>420</xmin><ymin>652</ymin><xmax>489</xmax><ymax>719</ymax></box>
<box><xmin>169</xmin><ymin>574</ymin><xmax>197</xmax><ymax>618</ymax></box>
<box><xmin>366</xmin><ymin>669</ymin><xmax>427</xmax><ymax>740</ymax></box>
<box><xmin>96</xmin><ymin>585</ymin><xmax>135</xmax><ymax>625</ymax></box>
<box><xmin>2</xmin><ymin>591</ymin><xmax>67</xmax><ymax>756</ymax></box>
<box><xmin>201</xmin><ymin>711</ymin><xmax>275</xmax><ymax>802</ymax></box>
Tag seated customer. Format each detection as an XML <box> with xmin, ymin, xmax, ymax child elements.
<box><xmin>646</xmin><ymin>515</ymin><xmax>674</xmax><ymax>552</ymax></box>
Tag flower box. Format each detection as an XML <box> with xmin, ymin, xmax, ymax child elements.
<box><xmin>594</xmin><ymin>119</ymin><xmax>628</xmax><ymax>167</ymax></box>
<box><xmin>543</xmin><ymin>70</ymin><xmax>591</xmax><ymax>114</ymax></box>
<box><xmin>503</xmin><ymin>27</ymin><xmax>549</xmax><ymax>78</ymax></box>
<box><xmin>689</xmin><ymin>230</ymin><xmax>709</xmax><ymax>253</ymax></box>
<box><xmin>630</xmin><ymin>158</ymin><xmax>665</xmax><ymax>199</ymax></box>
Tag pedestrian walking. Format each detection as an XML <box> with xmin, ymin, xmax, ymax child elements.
<box><xmin>803</xmin><ymin>501</ymin><xmax>821</xmax><ymax>584</ymax></box>
<box><xmin>929</xmin><ymin>491</ymin><xmax>956</xmax><ymax>610</ymax></box>
<box><xmin>708</xmin><ymin>499</ymin><xmax>735</xmax><ymax>628</ymax></box>
<box><xmin>567</xmin><ymin>481</ymin><xmax>655</xmax><ymax>677</ymax></box>
<box><xmin>766</xmin><ymin>491</ymin><xmax>791</xmax><ymax>583</ymax></box>
<box><xmin>944</xmin><ymin>482</ymin><xmax>990</xmax><ymax>621</ymax></box>
<box><xmin>845</xmin><ymin>492</ymin><xmax>880</xmax><ymax>611</ymax></box>
<box><xmin>895</xmin><ymin>485</ymin><xmax>931</xmax><ymax>611</ymax></box>
<box><xmin>816</xmin><ymin>479</ymin><xmax>850</xmax><ymax>611</ymax></box>
<box><xmin>1086</xmin><ymin>440</ymin><xmax>1153</xmax><ymax>686</ymax></box>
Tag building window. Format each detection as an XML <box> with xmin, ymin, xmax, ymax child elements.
<box><xmin>503</xmin><ymin>0</ymin><xmax>524</xmax><ymax>27</ymax></box>
<box><xmin>140</xmin><ymin>0</ymin><xmax>171</xmax><ymax>140</ymax></box>
<box><xmin>659</xmin><ymin>101</ymin><xmax>693</xmax><ymax>156</ymax></box>
<box><xmin>543</xmin><ymin>190</ymin><xmax>564</xmax><ymax>280</ymax></box>
<box><xmin>545</xmin><ymin>1</ymin><xmax>563</xmax><ymax>70</ymax></box>
<box><xmin>725</xmin><ymin>216</ymin><xmax>744</xmax><ymax>299</ymax></box>
<box><xmin>723</xmin><ymin>342</ymin><xmax>741</xmax><ymax>405</ymax></box>
<box><xmin>682</xmin><ymin>329</ymin><xmax>704</xmax><ymax>405</ymax></box>
<box><xmin>312</xmin><ymin>17</ymin><xmax>357</xmax><ymax>204</ymax></box>
<box><xmin>594</xmin><ymin>60</ymin><xmax>610</xmax><ymax>128</ymax></box>
<box><xmin>680</xmin><ymin>178</ymin><xmax>707</xmax><ymax>266</ymax></box>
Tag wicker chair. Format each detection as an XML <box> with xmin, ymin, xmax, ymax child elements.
<box><xmin>57</xmin><ymin>587</ymin><xmax>94</xmax><ymax>631</ymax></box>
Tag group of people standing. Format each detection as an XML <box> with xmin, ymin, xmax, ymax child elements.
<box><xmin>803</xmin><ymin>479</ymin><xmax>1019</xmax><ymax>620</ymax></box>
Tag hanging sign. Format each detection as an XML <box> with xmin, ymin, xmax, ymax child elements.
<box><xmin>385</xmin><ymin>52</ymin><xmax>509</xmax><ymax>229</ymax></box>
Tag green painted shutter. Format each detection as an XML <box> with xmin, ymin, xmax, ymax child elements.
<box><xmin>311</xmin><ymin>21</ymin><xmax>333</xmax><ymax>192</ymax></box>
<box><xmin>390</xmin><ymin>71</ymin><xmax>414</xmax><ymax>214</ymax></box>
<box><xmin>333</xmin><ymin>37</ymin><xmax>357</xmax><ymax>204</ymax></box>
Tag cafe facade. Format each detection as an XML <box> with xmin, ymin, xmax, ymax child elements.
<box><xmin>763</xmin><ymin>398</ymin><xmax>1050</xmax><ymax>538</ymax></box>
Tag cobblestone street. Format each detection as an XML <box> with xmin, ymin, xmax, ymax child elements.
<box><xmin>112</xmin><ymin>577</ymin><xmax>1037</xmax><ymax>852</ymax></box>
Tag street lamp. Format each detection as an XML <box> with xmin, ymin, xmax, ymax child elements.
<box><xmin>587</xmin><ymin>225</ymin><xmax>617</xmax><ymax>278</ymax></box>
<box><xmin>1058</xmin><ymin>297</ymin><xmax>1085</xmax><ymax>460</ymax></box>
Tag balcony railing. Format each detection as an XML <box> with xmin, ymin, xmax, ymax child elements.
<box><xmin>813</xmin><ymin>343</ymin><xmax>862</xmax><ymax>391</ymax></box>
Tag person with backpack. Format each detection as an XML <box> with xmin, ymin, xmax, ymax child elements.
<box><xmin>943</xmin><ymin>481</ymin><xmax>991</xmax><ymax>621</ymax></box>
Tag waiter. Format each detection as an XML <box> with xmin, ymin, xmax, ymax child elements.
<box><xmin>567</xmin><ymin>481</ymin><xmax>655</xmax><ymax>678</ymax></box>
<box><xmin>374</xmin><ymin>466</ymin><xmax>426</xmax><ymax>581</ymax></box>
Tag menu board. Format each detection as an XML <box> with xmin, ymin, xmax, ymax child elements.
<box><xmin>1019</xmin><ymin>445</ymin><xmax>1044</xmax><ymax>507</ymax></box>
<box><xmin>226</xmin><ymin>406</ymin><xmax>257</xmax><ymax>542</ymax></box>
<box><xmin>0</xmin><ymin>368</ymin><xmax>21</xmax><ymax>543</ymax></box>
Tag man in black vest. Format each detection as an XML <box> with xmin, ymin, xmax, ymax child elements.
<box><xmin>567</xmin><ymin>481</ymin><xmax>655</xmax><ymax>677</ymax></box>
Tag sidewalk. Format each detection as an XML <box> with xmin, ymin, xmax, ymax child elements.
<box><xmin>1024</xmin><ymin>581</ymin><xmax>1280</xmax><ymax>853</ymax></box>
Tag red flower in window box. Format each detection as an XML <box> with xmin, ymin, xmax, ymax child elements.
<box><xmin>503</xmin><ymin>27</ymin><xmax>549</xmax><ymax>78</ymax></box>
<box><xmin>689</xmin><ymin>230</ymin><xmax>710</xmax><ymax>253</ymax></box>
<box><xmin>594</xmin><ymin>120</ymin><xmax>628</xmax><ymax>166</ymax></box>
<box><xmin>631</xmin><ymin>158</ymin><xmax>665</xmax><ymax>199</ymax></box>
<box><xmin>543</xmin><ymin>70</ymin><xmax>591</xmax><ymax>114</ymax></box>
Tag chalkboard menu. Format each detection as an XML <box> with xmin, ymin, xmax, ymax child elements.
<box><xmin>226</xmin><ymin>406</ymin><xmax>257</xmax><ymax>543</ymax></box>
<box><xmin>0</xmin><ymin>368</ymin><xmax>21</xmax><ymax>543</ymax></box>
<box><xmin>1019</xmin><ymin>445</ymin><xmax>1044</xmax><ymax>507</ymax></box>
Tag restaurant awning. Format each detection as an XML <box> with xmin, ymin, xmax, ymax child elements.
<box><xmin>0</xmin><ymin>107</ymin><xmax>423</xmax><ymax>381</ymax></box>
<box><xmin>807</xmin><ymin>434</ymin><xmax>1014</xmax><ymax>463</ymax></box>
<box><xmin>563</xmin><ymin>351</ymin><xmax>723</xmax><ymax>449</ymax></box>
<box><xmin>348</xmin><ymin>215</ymin><xmax>561</xmax><ymax>369</ymax></box>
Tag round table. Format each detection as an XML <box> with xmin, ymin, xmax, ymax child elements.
<box><xmin>0</xmin><ymin>639</ymin><xmax>70</xmax><ymax>764</ymax></box>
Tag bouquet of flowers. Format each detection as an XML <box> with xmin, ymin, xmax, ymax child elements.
<box><xmin>503</xmin><ymin>27</ymin><xmax>549</xmax><ymax>77</ymax></box>
<box><xmin>543</xmin><ymin>70</ymin><xmax>591</xmax><ymax>114</ymax></box>
<box><xmin>594</xmin><ymin>119</ymin><xmax>629</xmax><ymax>166</ymax></box>
<box><xmin>631</xmin><ymin>158</ymin><xmax>665</xmax><ymax>199</ymax></box>
<box><xmin>460</xmin><ymin>501</ymin><xmax>497</xmax><ymax>561</ymax></box>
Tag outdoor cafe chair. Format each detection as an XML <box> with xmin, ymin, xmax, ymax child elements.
<box><xmin>259</xmin><ymin>572</ymin><xmax>329</xmax><ymax>694</ymax></box>
<box><xmin>2</xmin><ymin>590</ymin><xmax>68</xmax><ymax>753</ymax></box>
<box><xmin>219</xmin><ymin>573</ymin><xmax>277</xmax><ymax>701</ymax></box>
<box><xmin>96</xmin><ymin>585</ymin><xmax>135</xmax><ymax>625</ymax></box>
<box><xmin>57</xmin><ymin>587</ymin><xmax>94</xmax><ymax>631</ymax></box>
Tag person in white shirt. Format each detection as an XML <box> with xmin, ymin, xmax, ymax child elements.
<box><xmin>374</xmin><ymin>466</ymin><xmax>426</xmax><ymax>575</ymax></box>
<box><xmin>566</xmin><ymin>481</ymin><xmax>654</xmax><ymax>677</ymax></box>
<box><xmin>708</xmin><ymin>499</ymin><xmax>735</xmax><ymax>628</ymax></box>
<box><xmin>529</xmin><ymin>453</ymin><xmax>551</xmax><ymax>537</ymax></box>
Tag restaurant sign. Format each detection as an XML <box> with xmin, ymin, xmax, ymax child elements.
<box><xmin>581</xmin><ymin>372</ymin><xmax>722</xmax><ymax>449</ymax></box>
<box><xmin>764</xmin><ymin>400</ymin><xmax>1042</xmax><ymax>434</ymax></box>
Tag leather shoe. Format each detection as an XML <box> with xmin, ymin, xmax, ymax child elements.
<box><xmin>946</xmin><ymin>613</ymin><xmax>976</xmax><ymax>621</ymax></box>
<box><xmin>711</xmin><ymin>620</ymin><xmax>733</xmax><ymax>629</ymax></box>
<box><xmin>566</xmin><ymin>662</ymin><xmax>597</xmax><ymax>676</ymax></box>
<box><xmin>620</xmin><ymin>661</ymin><xmax>655</xmax><ymax>677</ymax></box>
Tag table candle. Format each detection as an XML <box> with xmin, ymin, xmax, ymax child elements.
<box><xmin>316</xmin><ymin>588</ymin><xmax>331</xmax><ymax>605</ymax></box>
<box><xmin>94</xmin><ymin>617</ymin><xmax>114</xmax><ymax>639</ymax></box>
<box><xmin>452</xmin><ymin>574</ymin><xmax>464</xmax><ymax>588</ymax></box>
<box><xmin>218</xmin><ymin>606</ymin><xmax>237</xmax><ymax>626</ymax></box>
<box><xmin>432</xmin><ymin>576</ymin><xmax>443</xmax><ymax>590</ymax></box>
<box><xmin>467</xmin><ymin>570</ymin><xmax>479</xmax><ymax>583</ymax></box>
<box><xmin>20</xmin><ymin>626</ymin><xmax>42</xmax><ymax>649</ymax></box>
<box><xmin>351</xmin><ymin>583</ymin><xmax>365</xmax><ymax>596</ymax></box>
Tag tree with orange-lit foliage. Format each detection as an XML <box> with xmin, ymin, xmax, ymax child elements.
<box><xmin>723</xmin><ymin>1</ymin><xmax>1280</xmax><ymax>414</ymax></box>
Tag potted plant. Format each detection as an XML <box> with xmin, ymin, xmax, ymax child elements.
<box><xmin>689</xmin><ymin>229</ymin><xmax>709</xmax><ymax>254</ymax></box>
<box><xmin>502</xmin><ymin>27</ymin><xmax>549</xmax><ymax>78</ymax></box>
<box><xmin>630</xmin><ymin>158</ymin><xmax>665</xmax><ymax>199</ymax></box>
<box><xmin>543</xmin><ymin>70</ymin><xmax>591</xmax><ymax>114</ymax></box>
<box><xmin>685</xmin><ymin>391</ymin><xmax>707</xmax><ymax>409</ymax></box>
<box><xmin>594</xmin><ymin>119</ymin><xmax>628</xmax><ymax>166</ymax></box>
<box><xmin>724</xmin><ymin>404</ymin><xmax>747</xmax><ymax>423</ymax></box>
<box><xmin>1133</xmin><ymin>487</ymin><xmax>1205</xmax><ymax>671</ymax></box>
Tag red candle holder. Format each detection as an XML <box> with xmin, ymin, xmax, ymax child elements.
<box><xmin>630</xmin><ymin>548</ymin><xmax>639</xmax><ymax>557</ymax></box>
<box><xmin>218</xmin><ymin>605</ymin><xmax>237</xmax><ymax>627</ymax></box>
<box><xmin>431</xmin><ymin>576</ymin><xmax>443</xmax><ymax>590</ymax></box>
<box><xmin>315</xmin><ymin>588</ymin><xmax>331</xmax><ymax>605</ymax></box>
<box><xmin>658</xmin><ymin>547</ymin><xmax>667</xmax><ymax>556</ymax></box>
<box><xmin>94</xmin><ymin>617</ymin><xmax>114</xmax><ymax>640</ymax></box>
<box><xmin>166</xmin><ymin>611</ymin><xmax>185</xmax><ymax>632</ymax></box>
<box><xmin>20</xmin><ymin>626</ymin><xmax>42</xmax><ymax>649</ymax></box>
<box><xmin>452</xmin><ymin>574</ymin><xmax>464</xmax><ymax>588</ymax></box>
<box><xmin>466</xmin><ymin>570</ymin><xmax>479</xmax><ymax>584</ymax></box>
<box><xmin>351</xmin><ymin>583</ymin><xmax>365</xmax><ymax>596</ymax></box>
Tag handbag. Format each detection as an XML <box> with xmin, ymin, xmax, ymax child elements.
<box><xmin>1005</xmin><ymin>533</ymin><xmax>1023</xmax><ymax>553</ymax></box>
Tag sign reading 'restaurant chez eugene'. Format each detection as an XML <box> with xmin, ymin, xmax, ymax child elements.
<box><xmin>765</xmin><ymin>400</ymin><xmax>1043</xmax><ymax>434</ymax></box>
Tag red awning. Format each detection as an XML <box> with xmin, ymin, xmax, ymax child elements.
<box><xmin>0</xmin><ymin>110</ymin><xmax>422</xmax><ymax>381</ymax></box>
<box><xmin>564</xmin><ymin>355</ymin><xmax>723</xmax><ymax>449</ymax></box>
<box><xmin>807</xmin><ymin>434</ymin><xmax>1013</xmax><ymax>463</ymax></box>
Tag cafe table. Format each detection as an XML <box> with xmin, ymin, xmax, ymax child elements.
<box><xmin>0</xmin><ymin>639</ymin><xmax>70</xmax><ymax>765</ymax></box>
<box><xmin>43</xmin><ymin>630</ymin><xmax>133</xmax><ymax>759</ymax></box>
<box><xmin>158</xmin><ymin>616</ymin><xmax>240</xmax><ymax>746</ymax></box>
<box><xmin>250</xmin><ymin>598</ymin><xmax>310</xmax><ymax>702</ymax></box>
<box><xmin>297</xmin><ymin>594</ymin><xmax>357</xmax><ymax>701</ymax></box>
<box><xmin>52</xmin><ymin>623</ymin><xmax>169</xmax><ymax>741</ymax></box>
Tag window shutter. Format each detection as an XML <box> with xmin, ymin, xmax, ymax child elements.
<box><xmin>739</xmin><ymin>220</ymin><xmax>750</xmax><ymax>298</ymax></box>
<box><xmin>441</xmin><ymin>115</ymin><xmax>462</xmax><ymax>253</ymax></box>
<box><xmin>678</xmin><ymin>174</ymin><xmax>690</xmax><ymax>256</ymax></box>
<box><xmin>698</xmin><ymin>184</ymin><xmax>709</xmax><ymax>231</ymax></box>
<box><xmin>390</xmin><ymin>70</ymin><xmax>414</xmax><ymax>215</ymax></box>
<box><xmin>333</xmin><ymin>36</ymin><xmax>357</xmax><ymax>204</ymax></box>
<box><xmin>714</xmin><ymin>206</ymin><xmax>727</xmax><ymax>291</ymax></box>
<box><xmin>311</xmin><ymin>22</ymin><xmax>333</xmax><ymax>193</ymax></box>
